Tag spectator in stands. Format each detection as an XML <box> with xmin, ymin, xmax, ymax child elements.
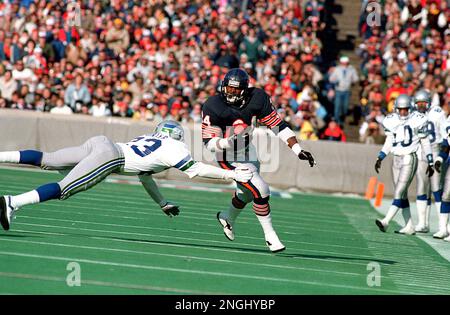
<box><xmin>105</xmin><ymin>18</ymin><xmax>130</xmax><ymax>55</ymax></box>
<box><xmin>329</xmin><ymin>56</ymin><xmax>359</xmax><ymax>125</ymax></box>
<box><xmin>50</xmin><ymin>98</ymin><xmax>73</xmax><ymax>115</ymax></box>
<box><xmin>321</xmin><ymin>119</ymin><xmax>347</xmax><ymax>142</ymax></box>
<box><xmin>0</xmin><ymin>70</ymin><xmax>18</xmax><ymax>101</ymax></box>
<box><xmin>0</xmin><ymin>0</ymin><xmax>342</xmax><ymax>141</ymax></box>
<box><xmin>298</xmin><ymin>114</ymin><xmax>319</xmax><ymax>141</ymax></box>
<box><xmin>90</xmin><ymin>96</ymin><xmax>111</xmax><ymax>117</ymax></box>
<box><xmin>64</xmin><ymin>74</ymin><xmax>91</xmax><ymax>112</ymax></box>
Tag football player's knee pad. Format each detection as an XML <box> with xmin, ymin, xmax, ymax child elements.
<box><xmin>253</xmin><ymin>196</ymin><xmax>270</xmax><ymax>216</ymax></box>
<box><xmin>433</xmin><ymin>190</ymin><xmax>442</xmax><ymax>203</ymax></box>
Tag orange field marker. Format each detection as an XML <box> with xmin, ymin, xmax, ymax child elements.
<box><xmin>374</xmin><ymin>182</ymin><xmax>385</xmax><ymax>207</ymax></box>
<box><xmin>365</xmin><ymin>177</ymin><xmax>378</xmax><ymax>200</ymax></box>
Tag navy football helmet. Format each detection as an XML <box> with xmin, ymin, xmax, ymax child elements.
<box><xmin>220</xmin><ymin>68</ymin><xmax>249</xmax><ymax>106</ymax></box>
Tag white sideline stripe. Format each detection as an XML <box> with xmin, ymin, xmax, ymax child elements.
<box><xmin>11</xmin><ymin>220</ymin><xmax>389</xmax><ymax>267</ymax></box>
<box><xmin>0</xmin><ymin>251</ymin><xmax>410</xmax><ymax>294</ymax></box>
<box><xmin>25</xmin><ymin>205</ymin><xmax>369</xmax><ymax>249</ymax></box>
<box><xmin>0</xmin><ymin>238</ymin><xmax>362</xmax><ymax>277</ymax></box>
<box><xmin>0</xmin><ymin>272</ymin><xmax>224</xmax><ymax>294</ymax></box>
<box><xmin>14</xmin><ymin>216</ymin><xmax>387</xmax><ymax>262</ymax></box>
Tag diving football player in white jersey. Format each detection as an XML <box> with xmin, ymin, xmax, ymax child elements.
<box><xmin>0</xmin><ymin>120</ymin><xmax>252</xmax><ymax>231</ymax></box>
<box><xmin>374</xmin><ymin>94</ymin><xmax>434</xmax><ymax>235</ymax></box>
<box><xmin>412</xmin><ymin>90</ymin><xmax>447</xmax><ymax>234</ymax></box>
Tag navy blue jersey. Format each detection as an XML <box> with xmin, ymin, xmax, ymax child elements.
<box><xmin>201</xmin><ymin>87</ymin><xmax>288</xmax><ymax>143</ymax></box>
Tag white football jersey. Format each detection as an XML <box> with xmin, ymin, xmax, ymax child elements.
<box><xmin>382</xmin><ymin>111</ymin><xmax>428</xmax><ymax>156</ymax></box>
<box><xmin>444</xmin><ymin>116</ymin><xmax>450</xmax><ymax>143</ymax></box>
<box><xmin>425</xmin><ymin>105</ymin><xmax>447</xmax><ymax>146</ymax></box>
<box><xmin>117</xmin><ymin>133</ymin><xmax>195</xmax><ymax>176</ymax></box>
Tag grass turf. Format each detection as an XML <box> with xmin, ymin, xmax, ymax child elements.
<box><xmin>0</xmin><ymin>167</ymin><xmax>449</xmax><ymax>295</ymax></box>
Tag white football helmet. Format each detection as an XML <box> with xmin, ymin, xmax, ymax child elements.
<box><xmin>394</xmin><ymin>94</ymin><xmax>412</xmax><ymax>120</ymax></box>
<box><xmin>154</xmin><ymin>120</ymin><xmax>184</xmax><ymax>141</ymax></box>
<box><xmin>413</xmin><ymin>89</ymin><xmax>431</xmax><ymax>113</ymax></box>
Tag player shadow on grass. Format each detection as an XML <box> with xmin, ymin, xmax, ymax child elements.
<box><xmin>90</xmin><ymin>235</ymin><xmax>397</xmax><ymax>265</ymax></box>
<box><xmin>0</xmin><ymin>233</ymin><xmax>38</xmax><ymax>238</ymax></box>
<box><xmin>275</xmin><ymin>253</ymin><xmax>397</xmax><ymax>265</ymax></box>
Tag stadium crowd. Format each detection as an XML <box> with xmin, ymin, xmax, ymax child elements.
<box><xmin>0</xmin><ymin>0</ymin><xmax>356</xmax><ymax>142</ymax></box>
<box><xmin>357</xmin><ymin>0</ymin><xmax>450</xmax><ymax>144</ymax></box>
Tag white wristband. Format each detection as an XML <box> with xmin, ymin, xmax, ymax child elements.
<box><xmin>292</xmin><ymin>143</ymin><xmax>302</xmax><ymax>155</ymax></box>
<box><xmin>278</xmin><ymin>127</ymin><xmax>297</xmax><ymax>144</ymax></box>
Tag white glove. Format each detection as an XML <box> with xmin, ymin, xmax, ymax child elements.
<box><xmin>231</xmin><ymin>166</ymin><xmax>253</xmax><ymax>183</ymax></box>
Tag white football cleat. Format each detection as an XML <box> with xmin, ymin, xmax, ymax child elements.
<box><xmin>216</xmin><ymin>212</ymin><xmax>234</xmax><ymax>241</ymax></box>
<box><xmin>432</xmin><ymin>230</ymin><xmax>449</xmax><ymax>239</ymax></box>
<box><xmin>375</xmin><ymin>219</ymin><xmax>388</xmax><ymax>232</ymax></box>
<box><xmin>395</xmin><ymin>225</ymin><xmax>416</xmax><ymax>235</ymax></box>
<box><xmin>443</xmin><ymin>235</ymin><xmax>450</xmax><ymax>242</ymax></box>
<box><xmin>265</xmin><ymin>231</ymin><xmax>286</xmax><ymax>253</ymax></box>
<box><xmin>0</xmin><ymin>196</ymin><xmax>17</xmax><ymax>231</ymax></box>
<box><xmin>414</xmin><ymin>224</ymin><xmax>429</xmax><ymax>233</ymax></box>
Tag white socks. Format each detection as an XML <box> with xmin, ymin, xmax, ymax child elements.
<box><xmin>429</xmin><ymin>202</ymin><xmax>440</xmax><ymax>228</ymax></box>
<box><xmin>256</xmin><ymin>213</ymin><xmax>275</xmax><ymax>236</ymax></box>
<box><xmin>10</xmin><ymin>190</ymin><xmax>40</xmax><ymax>209</ymax></box>
<box><xmin>416</xmin><ymin>200</ymin><xmax>428</xmax><ymax>228</ymax></box>
<box><xmin>383</xmin><ymin>205</ymin><xmax>400</xmax><ymax>225</ymax></box>
<box><xmin>0</xmin><ymin>151</ymin><xmax>20</xmax><ymax>163</ymax></box>
<box><xmin>438</xmin><ymin>213</ymin><xmax>449</xmax><ymax>234</ymax></box>
<box><xmin>401</xmin><ymin>207</ymin><xmax>414</xmax><ymax>229</ymax></box>
<box><xmin>225</xmin><ymin>204</ymin><xmax>243</xmax><ymax>225</ymax></box>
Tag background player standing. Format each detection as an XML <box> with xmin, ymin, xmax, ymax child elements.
<box><xmin>412</xmin><ymin>90</ymin><xmax>447</xmax><ymax>234</ymax></box>
<box><xmin>201</xmin><ymin>68</ymin><xmax>316</xmax><ymax>253</ymax></box>
<box><xmin>374</xmin><ymin>94</ymin><xmax>434</xmax><ymax>235</ymax></box>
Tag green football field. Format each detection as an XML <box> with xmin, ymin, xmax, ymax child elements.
<box><xmin>0</xmin><ymin>167</ymin><xmax>449</xmax><ymax>295</ymax></box>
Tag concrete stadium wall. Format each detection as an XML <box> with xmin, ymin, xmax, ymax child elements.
<box><xmin>0</xmin><ymin>109</ymin><xmax>405</xmax><ymax>197</ymax></box>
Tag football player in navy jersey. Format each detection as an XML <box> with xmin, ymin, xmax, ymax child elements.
<box><xmin>201</xmin><ymin>68</ymin><xmax>316</xmax><ymax>252</ymax></box>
